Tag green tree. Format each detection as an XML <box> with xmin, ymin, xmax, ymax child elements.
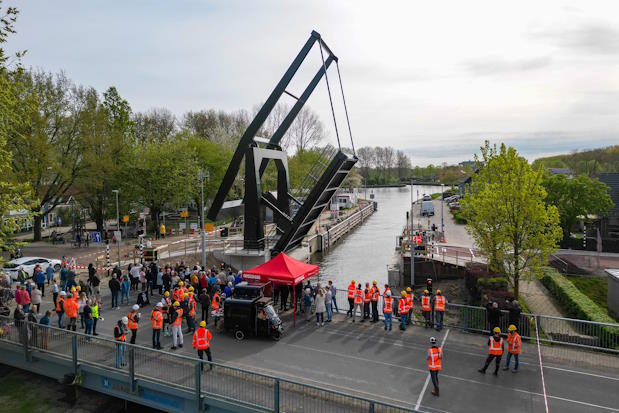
<box><xmin>542</xmin><ymin>173</ymin><xmax>614</xmax><ymax>239</ymax></box>
<box><xmin>461</xmin><ymin>142</ymin><xmax>562</xmax><ymax>297</ymax></box>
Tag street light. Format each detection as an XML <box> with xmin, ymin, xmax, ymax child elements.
<box><xmin>441</xmin><ymin>183</ymin><xmax>445</xmax><ymax>243</ymax></box>
<box><xmin>112</xmin><ymin>189</ymin><xmax>121</xmax><ymax>267</ymax></box>
<box><xmin>198</xmin><ymin>170</ymin><xmax>210</xmax><ymax>269</ymax></box>
<box><xmin>410</xmin><ymin>179</ymin><xmax>415</xmax><ymax>288</ymax></box>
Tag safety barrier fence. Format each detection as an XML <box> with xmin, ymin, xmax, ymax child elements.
<box><xmin>0</xmin><ymin>315</ymin><xmax>424</xmax><ymax>413</ymax></box>
<box><xmin>288</xmin><ymin>287</ymin><xmax>619</xmax><ymax>355</ymax></box>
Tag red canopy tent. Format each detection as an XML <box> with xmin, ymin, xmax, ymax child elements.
<box><xmin>243</xmin><ymin>253</ymin><xmax>319</xmax><ymax>327</ymax></box>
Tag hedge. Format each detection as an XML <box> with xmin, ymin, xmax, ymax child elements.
<box><xmin>540</xmin><ymin>268</ymin><xmax>619</xmax><ymax>348</ymax></box>
<box><xmin>477</xmin><ymin>276</ymin><xmax>508</xmax><ymax>290</ymax></box>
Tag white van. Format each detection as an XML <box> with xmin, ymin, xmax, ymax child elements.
<box><xmin>421</xmin><ymin>200</ymin><xmax>435</xmax><ymax>216</ymax></box>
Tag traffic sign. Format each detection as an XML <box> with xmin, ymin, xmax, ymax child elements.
<box><xmin>91</xmin><ymin>231</ymin><xmax>101</xmax><ymax>243</ymax></box>
<box><xmin>122</xmin><ymin>215</ymin><xmax>129</xmax><ymax>223</ymax></box>
<box><xmin>180</xmin><ymin>210</ymin><xmax>189</xmax><ymax>218</ymax></box>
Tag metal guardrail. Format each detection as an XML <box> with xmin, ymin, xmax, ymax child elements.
<box><xmin>0</xmin><ymin>316</ymin><xmax>423</xmax><ymax>413</ymax></box>
<box><xmin>322</xmin><ymin>287</ymin><xmax>619</xmax><ymax>353</ymax></box>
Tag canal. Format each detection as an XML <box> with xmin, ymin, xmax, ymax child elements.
<box><xmin>311</xmin><ymin>185</ymin><xmax>443</xmax><ymax>287</ymax></box>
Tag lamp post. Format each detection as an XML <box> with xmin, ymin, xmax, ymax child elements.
<box><xmin>198</xmin><ymin>170</ymin><xmax>210</xmax><ymax>269</ymax></box>
<box><xmin>410</xmin><ymin>180</ymin><xmax>415</xmax><ymax>288</ymax></box>
<box><xmin>112</xmin><ymin>189</ymin><xmax>121</xmax><ymax>267</ymax></box>
<box><xmin>441</xmin><ymin>183</ymin><xmax>445</xmax><ymax>242</ymax></box>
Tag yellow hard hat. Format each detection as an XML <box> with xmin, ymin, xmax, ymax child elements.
<box><xmin>372</xmin><ymin>280</ymin><xmax>377</xmax><ymax>285</ymax></box>
<box><xmin>406</xmin><ymin>287</ymin><xmax>411</xmax><ymax>292</ymax></box>
<box><xmin>76</xmin><ymin>286</ymin><xmax>81</xmax><ymax>291</ymax></box>
<box><xmin>493</xmin><ymin>327</ymin><xmax>501</xmax><ymax>334</ymax></box>
<box><xmin>199</xmin><ymin>320</ymin><xmax>206</xmax><ymax>327</ymax></box>
<box><xmin>351</xmin><ymin>279</ymin><xmax>355</xmax><ymax>283</ymax></box>
<box><xmin>508</xmin><ymin>324</ymin><xmax>517</xmax><ymax>332</ymax></box>
<box><xmin>173</xmin><ymin>301</ymin><xmax>180</xmax><ymax>307</ymax></box>
<box><xmin>436</xmin><ymin>289</ymin><xmax>441</xmax><ymax>294</ymax></box>
<box><xmin>424</xmin><ymin>289</ymin><xmax>429</xmax><ymax>294</ymax></box>
<box><xmin>401</xmin><ymin>291</ymin><xmax>406</xmax><ymax>297</ymax></box>
<box><xmin>70</xmin><ymin>287</ymin><xmax>76</xmax><ymax>292</ymax></box>
<box><xmin>164</xmin><ymin>291</ymin><xmax>170</xmax><ymax>297</ymax></box>
<box><xmin>179</xmin><ymin>281</ymin><xmax>184</xmax><ymax>286</ymax></box>
<box><xmin>183</xmin><ymin>293</ymin><xmax>189</xmax><ymax>298</ymax></box>
<box><xmin>188</xmin><ymin>286</ymin><xmax>194</xmax><ymax>292</ymax></box>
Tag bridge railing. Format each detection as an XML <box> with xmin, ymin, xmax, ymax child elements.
<box><xmin>0</xmin><ymin>315</ymin><xmax>423</xmax><ymax>413</ymax></box>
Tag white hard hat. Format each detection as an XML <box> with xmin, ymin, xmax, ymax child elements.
<box><xmin>132</xmin><ymin>304</ymin><xmax>139</xmax><ymax>311</ymax></box>
<box><xmin>156</xmin><ymin>302</ymin><xmax>163</xmax><ymax>308</ymax></box>
<box><xmin>430</xmin><ymin>337</ymin><xmax>437</xmax><ymax>344</ymax></box>
<box><xmin>122</xmin><ymin>316</ymin><xmax>129</xmax><ymax>324</ymax></box>
<box><xmin>60</xmin><ymin>291</ymin><xmax>67</xmax><ymax>296</ymax></box>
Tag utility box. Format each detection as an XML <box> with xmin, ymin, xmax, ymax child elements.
<box><xmin>143</xmin><ymin>247</ymin><xmax>159</xmax><ymax>263</ymax></box>
<box><xmin>605</xmin><ymin>269</ymin><xmax>619</xmax><ymax>319</ymax></box>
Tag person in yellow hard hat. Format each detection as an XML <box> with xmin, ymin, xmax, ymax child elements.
<box><xmin>346</xmin><ymin>280</ymin><xmax>356</xmax><ymax>317</ymax></box>
<box><xmin>479</xmin><ymin>327</ymin><xmax>504</xmax><ymax>375</ymax></box>
<box><xmin>370</xmin><ymin>280</ymin><xmax>380</xmax><ymax>322</ymax></box>
<box><xmin>405</xmin><ymin>287</ymin><xmax>414</xmax><ymax>326</ymax></box>
<box><xmin>421</xmin><ymin>289</ymin><xmax>432</xmax><ymax>328</ymax></box>
<box><xmin>398</xmin><ymin>291</ymin><xmax>408</xmax><ymax>330</ymax></box>
<box><xmin>504</xmin><ymin>324</ymin><xmax>521</xmax><ymax>372</ymax></box>
<box><xmin>192</xmin><ymin>320</ymin><xmax>213</xmax><ymax>371</ymax></box>
<box><xmin>170</xmin><ymin>301</ymin><xmax>184</xmax><ymax>350</ymax></box>
<box><xmin>433</xmin><ymin>290</ymin><xmax>447</xmax><ymax>331</ymax></box>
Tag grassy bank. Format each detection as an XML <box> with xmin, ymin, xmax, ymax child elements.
<box><xmin>566</xmin><ymin>275</ymin><xmax>608</xmax><ymax>312</ymax></box>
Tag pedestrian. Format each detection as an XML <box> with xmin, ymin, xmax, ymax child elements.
<box><xmin>84</xmin><ymin>299</ymin><xmax>93</xmax><ymax>336</ymax></box>
<box><xmin>363</xmin><ymin>282</ymin><xmax>371</xmax><ymax>321</ymax></box>
<box><xmin>370</xmin><ymin>280</ymin><xmax>379</xmax><ymax>322</ymax></box>
<box><xmin>199</xmin><ymin>289</ymin><xmax>211</xmax><ymax>324</ymax></box>
<box><xmin>56</xmin><ymin>291</ymin><xmax>66</xmax><ymax>328</ymax></box>
<box><xmin>31</xmin><ymin>285</ymin><xmax>42</xmax><ymax>314</ymax></box>
<box><xmin>13</xmin><ymin>304</ymin><xmax>27</xmax><ymax>345</ymax></box>
<box><xmin>91</xmin><ymin>270</ymin><xmax>101</xmax><ymax>301</ymax></box>
<box><xmin>508</xmin><ymin>300</ymin><xmax>521</xmax><ymax>331</ymax></box>
<box><xmin>398</xmin><ymin>291</ymin><xmax>408</xmax><ymax>331</ymax></box>
<box><xmin>35</xmin><ymin>268</ymin><xmax>46</xmax><ymax>296</ymax></box>
<box><xmin>114</xmin><ymin>317</ymin><xmax>128</xmax><ymax>368</ymax></box>
<box><xmin>52</xmin><ymin>279</ymin><xmax>59</xmax><ymax>307</ymax></box>
<box><xmin>162</xmin><ymin>269</ymin><xmax>172</xmax><ymax>293</ymax></box>
<box><xmin>192</xmin><ymin>320</ymin><xmax>213</xmax><ymax>371</ymax></box>
<box><xmin>328</xmin><ymin>281</ymin><xmax>338</xmax><ymax>313</ymax></box>
<box><xmin>127</xmin><ymin>304</ymin><xmax>140</xmax><ymax>344</ymax></box>
<box><xmin>383</xmin><ymin>290</ymin><xmax>393</xmax><ymax>332</ymax></box>
<box><xmin>151</xmin><ymin>302</ymin><xmax>163</xmax><ymax>349</ymax></box>
<box><xmin>78</xmin><ymin>292</ymin><xmax>87</xmax><ymax>329</ymax></box>
<box><xmin>486</xmin><ymin>301</ymin><xmax>502</xmax><ymax>332</ymax></box>
<box><xmin>60</xmin><ymin>265</ymin><xmax>68</xmax><ymax>291</ymax></box>
<box><xmin>479</xmin><ymin>327</ymin><xmax>504</xmax><ymax>375</ymax></box>
<box><xmin>421</xmin><ymin>290</ymin><xmax>432</xmax><ymax>328</ymax></box>
<box><xmin>504</xmin><ymin>324</ymin><xmax>521</xmax><ymax>372</ymax></box>
<box><xmin>428</xmin><ymin>337</ymin><xmax>442</xmax><ymax>397</ymax></box>
<box><xmin>304</xmin><ymin>288</ymin><xmax>313</xmax><ymax>322</ymax></box>
<box><xmin>170</xmin><ymin>301</ymin><xmax>184</xmax><ymax>350</ymax></box>
<box><xmin>21</xmin><ymin>285</ymin><xmax>31</xmax><ymax>314</ymax></box>
<box><xmin>405</xmin><ymin>287</ymin><xmax>413</xmax><ymax>325</ymax></box>
<box><xmin>108</xmin><ymin>275</ymin><xmax>121</xmax><ymax>309</ymax></box>
<box><xmin>211</xmin><ymin>289</ymin><xmax>221</xmax><ymax>329</ymax></box>
<box><xmin>91</xmin><ymin>298</ymin><xmax>100</xmax><ymax>336</ymax></box>
<box><xmin>315</xmin><ymin>288</ymin><xmax>326</xmax><ymax>326</ymax></box>
<box><xmin>185</xmin><ymin>292</ymin><xmax>197</xmax><ymax>334</ymax></box>
<box><xmin>120</xmin><ymin>275</ymin><xmax>130</xmax><ymax>306</ymax></box>
<box><xmin>325</xmin><ymin>285</ymin><xmax>333</xmax><ymax>322</ymax></box>
<box><xmin>346</xmin><ymin>280</ymin><xmax>356</xmax><ymax>317</ymax></box>
<box><xmin>139</xmin><ymin>266</ymin><xmax>146</xmax><ymax>292</ymax></box>
<box><xmin>39</xmin><ymin>310</ymin><xmax>51</xmax><ymax>350</ymax></box>
<box><xmin>352</xmin><ymin>283</ymin><xmax>363</xmax><ymax>323</ymax></box>
<box><xmin>280</xmin><ymin>283</ymin><xmax>289</xmax><ymax>311</ymax></box>
<box><xmin>45</xmin><ymin>263</ymin><xmax>55</xmax><ymax>285</ymax></box>
<box><xmin>65</xmin><ymin>293</ymin><xmax>78</xmax><ymax>331</ymax></box>
<box><xmin>433</xmin><ymin>290</ymin><xmax>447</xmax><ymax>331</ymax></box>
<box><xmin>161</xmin><ymin>291</ymin><xmax>172</xmax><ymax>336</ymax></box>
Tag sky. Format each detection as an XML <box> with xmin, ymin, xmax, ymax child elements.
<box><xmin>6</xmin><ymin>0</ymin><xmax>619</xmax><ymax>165</ymax></box>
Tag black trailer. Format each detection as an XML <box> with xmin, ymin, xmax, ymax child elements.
<box><xmin>223</xmin><ymin>282</ymin><xmax>282</xmax><ymax>341</ymax></box>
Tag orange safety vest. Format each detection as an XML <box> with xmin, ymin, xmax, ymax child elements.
<box><xmin>188</xmin><ymin>298</ymin><xmax>196</xmax><ymax>317</ymax></box>
<box><xmin>347</xmin><ymin>283</ymin><xmax>356</xmax><ymax>299</ymax></box>
<box><xmin>354</xmin><ymin>288</ymin><xmax>363</xmax><ymax>305</ymax></box>
<box><xmin>383</xmin><ymin>297</ymin><xmax>393</xmax><ymax>313</ymax></box>
<box><xmin>151</xmin><ymin>309</ymin><xmax>163</xmax><ymax>330</ymax></box>
<box><xmin>171</xmin><ymin>308</ymin><xmax>183</xmax><ymax>327</ymax></box>
<box><xmin>65</xmin><ymin>299</ymin><xmax>78</xmax><ymax>318</ymax></box>
<box><xmin>55</xmin><ymin>297</ymin><xmax>65</xmax><ymax>313</ymax></box>
<box><xmin>192</xmin><ymin>327</ymin><xmax>212</xmax><ymax>350</ymax></box>
<box><xmin>363</xmin><ymin>289</ymin><xmax>371</xmax><ymax>303</ymax></box>
<box><xmin>398</xmin><ymin>298</ymin><xmax>408</xmax><ymax>315</ymax></box>
<box><xmin>211</xmin><ymin>293</ymin><xmax>220</xmax><ymax>311</ymax></box>
<box><xmin>172</xmin><ymin>288</ymin><xmax>181</xmax><ymax>302</ymax></box>
<box><xmin>507</xmin><ymin>332</ymin><xmax>521</xmax><ymax>354</ymax></box>
<box><xmin>114</xmin><ymin>325</ymin><xmax>126</xmax><ymax>342</ymax></box>
<box><xmin>371</xmin><ymin>287</ymin><xmax>380</xmax><ymax>302</ymax></box>
<box><xmin>421</xmin><ymin>296</ymin><xmax>431</xmax><ymax>312</ymax></box>
<box><xmin>428</xmin><ymin>347</ymin><xmax>442</xmax><ymax>371</ymax></box>
<box><xmin>405</xmin><ymin>293</ymin><xmax>413</xmax><ymax>309</ymax></box>
<box><xmin>434</xmin><ymin>296</ymin><xmax>445</xmax><ymax>312</ymax></box>
<box><xmin>128</xmin><ymin>312</ymin><xmax>139</xmax><ymax>330</ymax></box>
<box><xmin>488</xmin><ymin>336</ymin><xmax>504</xmax><ymax>355</ymax></box>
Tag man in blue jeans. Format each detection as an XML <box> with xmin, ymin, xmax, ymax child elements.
<box><xmin>328</xmin><ymin>281</ymin><xmax>338</xmax><ymax>313</ymax></box>
<box><xmin>383</xmin><ymin>291</ymin><xmax>393</xmax><ymax>331</ymax></box>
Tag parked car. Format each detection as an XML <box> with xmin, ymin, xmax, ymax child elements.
<box><xmin>422</xmin><ymin>194</ymin><xmax>432</xmax><ymax>201</ymax></box>
<box><xmin>449</xmin><ymin>202</ymin><xmax>461</xmax><ymax>211</ymax></box>
<box><xmin>444</xmin><ymin>195</ymin><xmax>461</xmax><ymax>203</ymax></box>
<box><xmin>2</xmin><ymin>257</ymin><xmax>62</xmax><ymax>281</ymax></box>
<box><xmin>421</xmin><ymin>200</ymin><xmax>435</xmax><ymax>216</ymax></box>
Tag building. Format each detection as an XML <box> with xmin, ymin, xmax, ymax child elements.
<box><xmin>330</xmin><ymin>190</ymin><xmax>358</xmax><ymax>210</ymax></box>
<box><xmin>598</xmin><ymin>173</ymin><xmax>619</xmax><ymax>240</ymax></box>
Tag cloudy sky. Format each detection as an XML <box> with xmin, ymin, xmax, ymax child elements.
<box><xmin>7</xmin><ymin>0</ymin><xmax>619</xmax><ymax>165</ymax></box>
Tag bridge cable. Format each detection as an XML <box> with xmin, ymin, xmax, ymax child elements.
<box><xmin>335</xmin><ymin>61</ymin><xmax>356</xmax><ymax>156</ymax></box>
<box><xmin>318</xmin><ymin>38</ymin><xmax>342</xmax><ymax>151</ymax></box>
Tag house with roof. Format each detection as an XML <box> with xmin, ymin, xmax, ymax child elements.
<box><xmin>598</xmin><ymin>173</ymin><xmax>619</xmax><ymax>240</ymax></box>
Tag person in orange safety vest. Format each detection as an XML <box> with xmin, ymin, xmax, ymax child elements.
<box><xmin>503</xmin><ymin>324</ymin><xmax>521</xmax><ymax>372</ymax></box>
<box><xmin>405</xmin><ymin>287</ymin><xmax>414</xmax><ymax>326</ymax></box>
<box><xmin>398</xmin><ymin>291</ymin><xmax>408</xmax><ymax>330</ymax></box>
<box><xmin>127</xmin><ymin>304</ymin><xmax>141</xmax><ymax>344</ymax></box>
<box><xmin>352</xmin><ymin>283</ymin><xmax>363</xmax><ymax>323</ymax></box>
<box><xmin>65</xmin><ymin>293</ymin><xmax>78</xmax><ymax>331</ymax></box>
<box><xmin>427</xmin><ymin>336</ymin><xmax>442</xmax><ymax>397</ymax></box>
<box><xmin>370</xmin><ymin>280</ymin><xmax>380</xmax><ymax>322</ymax></box>
<box><xmin>479</xmin><ymin>327</ymin><xmax>504</xmax><ymax>375</ymax></box>
<box><xmin>192</xmin><ymin>320</ymin><xmax>213</xmax><ymax>371</ymax></box>
<box><xmin>421</xmin><ymin>289</ymin><xmax>433</xmax><ymax>328</ymax></box>
<box><xmin>346</xmin><ymin>280</ymin><xmax>356</xmax><ymax>317</ymax></box>
<box><xmin>150</xmin><ymin>302</ymin><xmax>163</xmax><ymax>349</ymax></box>
<box><xmin>170</xmin><ymin>301</ymin><xmax>184</xmax><ymax>350</ymax></box>
<box><xmin>383</xmin><ymin>290</ymin><xmax>393</xmax><ymax>332</ymax></box>
<box><xmin>433</xmin><ymin>290</ymin><xmax>447</xmax><ymax>331</ymax></box>
<box><xmin>363</xmin><ymin>282</ymin><xmax>371</xmax><ymax>321</ymax></box>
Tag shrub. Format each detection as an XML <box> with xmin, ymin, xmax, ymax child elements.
<box><xmin>477</xmin><ymin>276</ymin><xmax>508</xmax><ymax>290</ymax></box>
<box><xmin>451</xmin><ymin>210</ymin><xmax>467</xmax><ymax>224</ymax></box>
<box><xmin>540</xmin><ymin>268</ymin><xmax>619</xmax><ymax>348</ymax></box>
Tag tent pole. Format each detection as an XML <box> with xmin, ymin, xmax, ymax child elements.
<box><xmin>293</xmin><ymin>285</ymin><xmax>296</xmax><ymax>328</ymax></box>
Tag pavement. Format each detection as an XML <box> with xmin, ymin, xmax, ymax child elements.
<box><xmin>19</xmin><ymin>277</ymin><xmax>618</xmax><ymax>413</ymax></box>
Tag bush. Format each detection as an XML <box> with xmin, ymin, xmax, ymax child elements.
<box><xmin>540</xmin><ymin>268</ymin><xmax>619</xmax><ymax>348</ymax></box>
<box><xmin>451</xmin><ymin>210</ymin><xmax>467</xmax><ymax>224</ymax></box>
<box><xmin>477</xmin><ymin>276</ymin><xmax>508</xmax><ymax>289</ymax></box>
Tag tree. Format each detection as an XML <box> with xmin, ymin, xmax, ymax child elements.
<box><xmin>0</xmin><ymin>3</ymin><xmax>33</xmax><ymax>256</ymax></box>
<box><xmin>460</xmin><ymin>142</ymin><xmax>562</xmax><ymax>297</ymax></box>
<box><xmin>181</xmin><ymin>109</ymin><xmax>248</xmax><ymax>150</ymax></box>
<box><xmin>395</xmin><ymin>150</ymin><xmax>411</xmax><ymax>180</ymax></box>
<box><xmin>133</xmin><ymin>107</ymin><xmax>177</xmax><ymax>144</ymax></box>
<box><xmin>286</xmin><ymin>107</ymin><xmax>325</xmax><ymax>153</ymax></box>
<box><xmin>543</xmin><ymin>173</ymin><xmax>614</xmax><ymax>239</ymax></box>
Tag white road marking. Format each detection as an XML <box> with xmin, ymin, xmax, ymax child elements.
<box><xmin>415</xmin><ymin>329</ymin><xmax>449</xmax><ymax>410</ymax></box>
